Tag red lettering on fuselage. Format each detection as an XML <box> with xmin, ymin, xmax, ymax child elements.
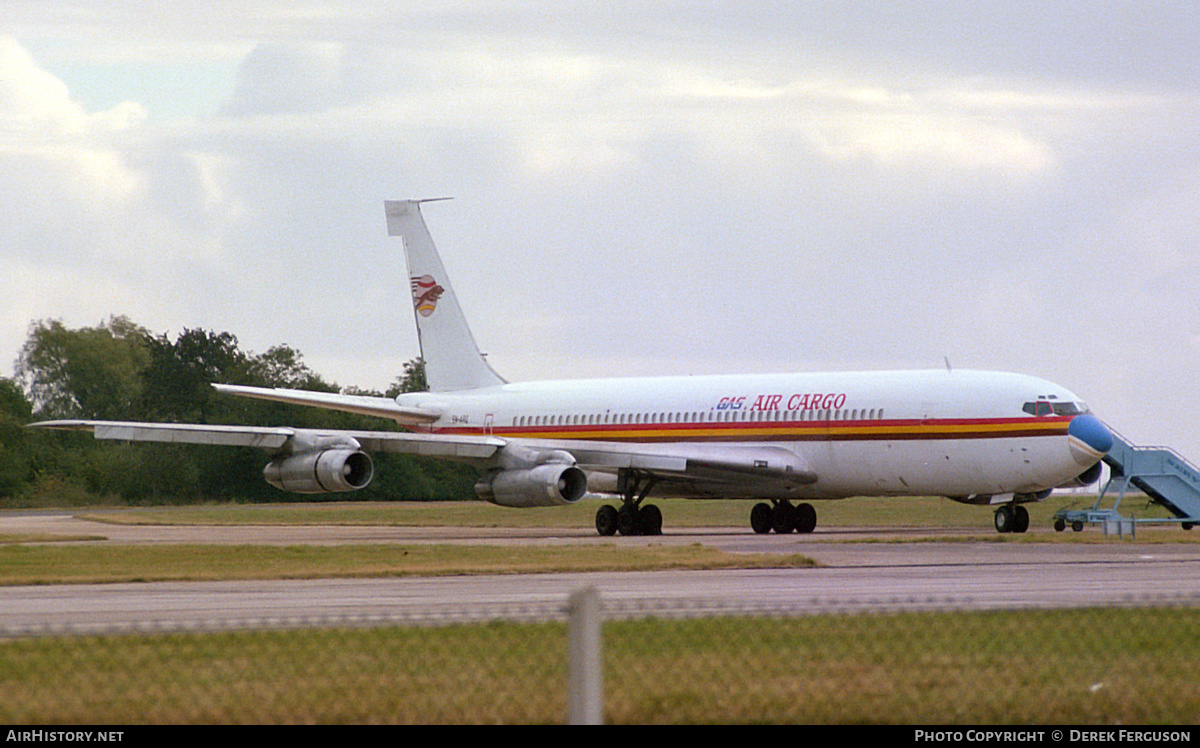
<box><xmin>749</xmin><ymin>394</ymin><xmax>785</xmax><ymax>411</ymax></box>
<box><xmin>722</xmin><ymin>393</ymin><xmax>848</xmax><ymax>411</ymax></box>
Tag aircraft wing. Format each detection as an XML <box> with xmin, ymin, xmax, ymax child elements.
<box><xmin>31</xmin><ymin>419</ymin><xmax>815</xmax><ymax>492</ymax></box>
<box><xmin>507</xmin><ymin>437</ymin><xmax>819</xmax><ymax>493</ymax></box>
<box><xmin>197</xmin><ymin>384</ymin><xmax>817</xmax><ymax>491</ymax></box>
<box><xmin>30</xmin><ymin>420</ymin><xmax>503</xmax><ymax>460</ymax></box>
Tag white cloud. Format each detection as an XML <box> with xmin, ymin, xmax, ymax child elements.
<box><xmin>0</xmin><ymin>35</ymin><xmax>80</xmax><ymax>129</ymax></box>
<box><xmin>0</xmin><ymin>35</ymin><xmax>148</xmax><ymax>208</ymax></box>
<box><xmin>3</xmin><ymin>8</ymin><xmax>1200</xmax><ymax>461</ymax></box>
<box><xmin>0</xmin><ymin>36</ymin><xmax>249</xmax><ymax>372</ymax></box>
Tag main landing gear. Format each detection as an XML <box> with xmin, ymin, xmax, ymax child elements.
<box><xmin>993</xmin><ymin>504</ymin><xmax>1030</xmax><ymax>534</ymax></box>
<box><xmin>593</xmin><ymin>470</ymin><xmax>819</xmax><ymax>537</ymax></box>
<box><xmin>595</xmin><ymin>470</ymin><xmax>662</xmax><ymax>536</ymax></box>
<box><xmin>750</xmin><ymin>500</ymin><xmax>817</xmax><ymax>534</ymax></box>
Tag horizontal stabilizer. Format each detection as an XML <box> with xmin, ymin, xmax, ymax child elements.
<box><xmin>212</xmin><ymin>384</ymin><xmax>442</xmax><ymax>424</ymax></box>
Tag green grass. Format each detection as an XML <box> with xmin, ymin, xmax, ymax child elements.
<box><xmin>74</xmin><ymin>498</ymin><xmax>766</xmax><ymax>529</ymax></box>
<box><xmin>2</xmin><ymin>496</ymin><xmax>1192</xmax><ymax>585</ymax></box>
<box><xmin>66</xmin><ymin>493</ymin><xmax>1099</xmax><ymax>528</ymax></box>
<box><xmin>0</xmin><ymin>542</ymin><xmax>816</xmax><ymax>586</ymax></box>
<box><xmin>0</xmin><ymin>532</ymin><xmax>107</xmax><ymax>544</ymax></box>
<box><xmin>2</xmin><ymin>607</ymin><xmax>1196</xmax><ymax>724</ymax></box>
<box><xmin>2</xmin><ymin>499</ymin><xmax>1197</xmax><ymax>724</ymax></box>
<box><xmin>72</xmin><ymin>494</ymin><xmax>1200</xmax><ymax>538</ymax></box>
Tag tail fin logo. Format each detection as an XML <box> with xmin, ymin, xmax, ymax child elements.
<box><xmin>411</xmin><ymin>275</ymin><xmax>445</xmax><ymax>318</ymax></box>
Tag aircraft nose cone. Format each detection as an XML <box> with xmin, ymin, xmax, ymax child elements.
<box><xmin>1067</xmin><ymin>414</ymin><xmax>1113</xmax><ymax>458</ymax></box>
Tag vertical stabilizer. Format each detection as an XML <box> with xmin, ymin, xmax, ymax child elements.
<box><xmin>385</xmin><ymin>199</ymin><xmax>507</xmax><ymax>392</ymax></box>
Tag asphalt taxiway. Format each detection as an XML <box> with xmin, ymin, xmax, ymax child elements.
<box><xmin>2</xmin><ymin>513</ymin><xmax>1197</xmax><ymax>632</ymax></box>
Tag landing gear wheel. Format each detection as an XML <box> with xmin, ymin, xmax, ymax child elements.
<box><xmin>994</xmin><ymin>505</ymin><xmax>1014</xmax><ymax>533</ymax></box>
<box><xmin>1012</xmin><ymin>505</ymin><xmax>1030</xmax><ymax>534</ymax></box>
<box><xmin>794</xmin><ymin>503</ymin><xmax>817</xmax><ymax>534</ymax></box>
<box><xmin>595</xmin><ymin>505</ymin><xmax>618</xmax><ymax>537</ymax></box>
<box><xmin>771</xmin><ymin>501</ymin><xmax>796</xmax><ymax>534</ymax></box>
<box><xmin>638</xmin><ymin>504</ymin><xmax>663</xmax><ymax>536</ymax></box>
<box><xmin>602</xmin><ymin>469</ymin><xmax>662</xmax><ymax>537</ymax></box>
<box><xmin>750</xmin><ymin>503</ymin><xmax>772</xmax><ymax>534</ymax></box>
<box><xmin>616</xmin><ymin>507</ymin><xmax>639</xmax><ymax>536</ymax></box>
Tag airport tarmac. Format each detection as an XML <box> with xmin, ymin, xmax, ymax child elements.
<box><xmin>2</xmin><ymin>512</ymin><xmax>1198</xmax><ymax>632</ymax></box>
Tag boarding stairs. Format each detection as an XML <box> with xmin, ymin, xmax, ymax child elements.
<box><xmin>1054</xmin><ymin>426</ymin><xmax>1200</xmax><ymax>537</ymax></box>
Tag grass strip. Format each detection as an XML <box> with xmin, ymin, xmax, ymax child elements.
<box><xmin>1</xmin><ymin>606</ymin><xmax>1196</xmax><ymax>724</ymax></box>
<box><xmin>72</xmin><ymin>495</ymin><xmax>1199</xmax><ymax>541</ymax></box>
<box><xmin>0</xmin><ymin>542</ymin><xmax>816</xmax><ymax>586</ymax></box>
<box><xmin>1</xmin><ymin>533</ymin><xmax>108</xmax><ymax>544</ymax></box>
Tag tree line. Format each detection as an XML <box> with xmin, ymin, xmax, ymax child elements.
<box><xmin>0</xmin><ymin>317</ymin><xmax>474</xmax><ymax>507</ymax></box>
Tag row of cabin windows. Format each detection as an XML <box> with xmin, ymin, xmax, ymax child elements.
<box><xmin>511</xmin><ymin>409</ymin><xmax>885</xmax><ymax>428</ymax></box>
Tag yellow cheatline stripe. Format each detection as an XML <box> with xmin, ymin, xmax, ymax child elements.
<box><xmin>476</xmin><ymin>418</ymin><xmax>1068</xmax><ymax>442</ymax></box>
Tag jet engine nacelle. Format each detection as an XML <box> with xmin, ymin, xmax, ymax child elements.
<box><xmin>475</xmin><ymin>464</ymin><xmax>588</xmax><ymax>508</ymax></box>
<box><xmin>1058</xmin><ymin>461</ymin><xmax>1103</xmax><ymax>488</ymax></box>
<box><xmin>263</xmin><ymin>449</ymin><xmax>375</xmax><ymax>494</ymax></box>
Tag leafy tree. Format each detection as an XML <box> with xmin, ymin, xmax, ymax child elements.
<box><xmin>9</xmin><ymin>317</ymin><xmax>476</xmax><ymax>504</ymax></box>
<box><xmin>0</xmin><ymin>377</ymin><xmax>33</xmax><ymax>499</ymax></box>
<box><xmin>142</xmin><ymin>328</ymin><xmax>246</xmax><ymax>422</ymax></box>
<box><xmin>246</xmin><ymin>344</ymin><xmax>336</xmax><ymax>391</ymax></box>
<box><xmin>387</xmin><ymin>358</ymin><xmax>428</xmax><ymax>396</ymax></box>
<box><xmin>15</xmin><ymin>317</ymin><xmax>151</xmax><ymax>419</ymax></box>
<box><xmin>0</xmin><ymin>377</ymin><xmax>31</xmax><ymax>422</ymax></box>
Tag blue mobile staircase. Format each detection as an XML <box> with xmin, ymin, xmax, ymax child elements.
<box><xmin>1054</xmin><ymin>427</ymin><xmax>1200</xmax><ymax>537</ymax></box>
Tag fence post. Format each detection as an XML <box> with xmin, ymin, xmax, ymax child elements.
<box><xmin>567</xmin><ymin>586</ymin><xmax>603</xmax><ymax>725</ymax></box>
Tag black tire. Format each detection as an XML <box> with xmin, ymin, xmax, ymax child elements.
<box><xmin>595</xmin><ymin>505</ymin><xmax>618</xmax><ymax>536</ymax></box>
<box><xmin>1072</xmin><ymin>520</ymin><xmax>1084</xmax><ymax>532</ymax></box>
<box><xmin>1054</xmin><ymin>518</ymin><xmax>1066</xmax><ymax>532</ymax></box>
<box><xmin>794</xmin><ymin>503</ymin><xmax>817</xmax><ymax>534</ymax></box>
<box><xmin>750</xmin><ymin>503</ymin><xmax>772</xmax><ymax>534</ymax></box>
<box><xmin>1012</xmin><ymin>505</ymin><xmax>1030</xmax><ymax>534</ymax></box>
<box><xmin>771</xmin><ymin>502</ymin><xmax>795</xmax><ymax>534</ymax></box>
<box><xmin>617</xmin><ymin>507</ymin><xmax>639</xmax><ymax>536</ymax></box>
<box><xmin>994</xmin><ymin>506</ymin><xmax>1013</xmax><ymax>533</ymax></box>
<box><xmin>639</xmin><ymin>504</ymin><xmax>663</xmax><ymax>536</ymax></box>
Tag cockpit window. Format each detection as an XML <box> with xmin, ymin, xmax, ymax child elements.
<box><xmin>1022</xmin><ymin>399</ymin><xmax>1089</xmax><ymax>416</ymax></box>
<box><xmin>1023</xmin><ymin>401</ymin><xmax>1053</xmax><ymax>416</ymax></box>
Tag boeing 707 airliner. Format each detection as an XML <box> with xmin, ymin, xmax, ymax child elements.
<box><xmin>35</xmin><ymin>199</ymin><xmax>1114</xmax><ymax>536</ymax></box>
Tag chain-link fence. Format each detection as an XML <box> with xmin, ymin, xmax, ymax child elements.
<box><xmin>2</xmin><ymin>593</ymin><xmax>1198</xmax><ymax>724</ymax></box>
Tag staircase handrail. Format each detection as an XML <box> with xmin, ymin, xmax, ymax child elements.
<box><xmin>1102</xmin><ymin>421</ymin><xmax>1200</xmax><ymax>477</ymax></box>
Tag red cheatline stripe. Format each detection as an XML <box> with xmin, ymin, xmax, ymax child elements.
<box><xmin>429</xmin><ymin>417</ymin><xmax>1071</xmax><ymax>443</ymax></box>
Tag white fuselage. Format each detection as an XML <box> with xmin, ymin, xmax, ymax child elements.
<box><xmin>396</xmin><ymin>368</ymin><xmax>1098</xmax><ymax>501</ymax></box>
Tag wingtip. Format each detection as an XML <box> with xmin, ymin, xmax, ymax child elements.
<box><xmin>26</xmin><ymin>419</ymin><xmax>94</xmax><ymax>431</ymax></box>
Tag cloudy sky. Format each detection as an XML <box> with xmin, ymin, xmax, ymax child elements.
<box><xmin>3</xmin><ymin>3</ymin><xmax>1199</xmax><ymax>455</ymax></box>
